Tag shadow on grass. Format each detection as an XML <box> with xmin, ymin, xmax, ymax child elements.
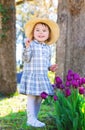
<box><xmin>0</xmin><ymin>110</ymin><xmax>57</xmax><ymax>130</ymax></box>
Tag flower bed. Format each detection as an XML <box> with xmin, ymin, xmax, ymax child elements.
<box><xmin>41</xmin><ymin>70</ymin><xmax>85</xmax><ymax>130</ymax></box>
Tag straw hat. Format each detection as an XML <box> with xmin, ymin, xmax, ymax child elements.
<box><xmin>24</xmin><ymin>18</ymin><xmax>60</xmax><ymax>45</ymax></box>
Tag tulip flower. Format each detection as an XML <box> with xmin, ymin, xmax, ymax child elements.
<box><xmin>64</xmin><ymin>88</ymin><xmax>71</xmax><ymax>97</ymax></box>
<box><xmin>72</xmin><ymin>80</ymin><xmax>79</xmax><ymax>88</ymax></box>
<box><xmin>73</xmin><ymin>73</ymin><xmax>80</xmax><ymax>80</ymax></box>
<box><xmin>41</xmin><ymin>92</ymin><xmax>48</xmax><ymax>99</ymax></box>
<box><xmin>66</xmin><ymin>75</ymin><xmax>73</xmax><ymax>81</ymax></box>
<box><xmin>79</xmin><ymin>87</ymin><xmax>85</xmax><ymax>94</ymax></box>
<box><xmin>55</xmin><ymin>76</ymin><xmax>62</xmax><ymax>84</ymax></box>
<box><xmin>68</xmin><ymin>69</ymin><xmax>74</xmax><ymax>76</ymax></box>
<box><xmin>53</xmin><ymin>95</ymin><xmax>58</xmax><ymax>101</ymax></box>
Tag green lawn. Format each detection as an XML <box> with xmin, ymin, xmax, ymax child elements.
<box><xmin>0</xmin><ymin>93</ymin><xmax>56</xmax><ymax>130</ymax></box>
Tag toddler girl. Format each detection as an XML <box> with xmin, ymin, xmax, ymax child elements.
<box><xmin>19</xmin><ymin>18</ymin><xmax>60</xmax><ymax>127</ymax></box>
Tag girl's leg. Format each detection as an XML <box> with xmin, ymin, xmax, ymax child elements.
<box><xmin>35</xmin><ymin>96</ymin><xmax>42</xmax><ymax>118</ymax></box>
<box><xmin>27</xmin><ymin>95</ymin><xmax>36</xmax><ymax>119</ymax></box>
<box><xmin>27</xmin><ymin>95</ymin><xmax>45</xmax><ymax>127</ymax></box>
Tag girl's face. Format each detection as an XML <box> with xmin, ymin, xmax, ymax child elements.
<box><xmin>33</xmin><ymin>23</ymin><xmax>50</xmax><ymax>43</ymax></box>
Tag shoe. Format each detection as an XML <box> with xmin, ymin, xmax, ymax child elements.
<box><xmin>27</xmin><ymin>118</ymin><xmax>45</xmax><ymax>127</ymax></box>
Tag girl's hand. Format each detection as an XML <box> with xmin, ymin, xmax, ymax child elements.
<box><xmin>25</xmin><ymin>38</ymin><xmax>31</xmax><ymax>48</ymax></box>
<box><xmin>49</xmin><ymin>64</ymin><xmax>58</xmax><ymax>72</ymax></box>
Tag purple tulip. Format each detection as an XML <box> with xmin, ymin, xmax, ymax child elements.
<box><xmin>64</xmin><ymin>88</ymin><xmax>71</xmax><ymax>97</ymax></box>
<box><xmin>65</xmin><ymin>81</ymin><xmax>71</xmax><ymax>87</ymax></box>
<box><xmin>72</xmin><ymin>80</ymin><xmax>79</xmax><ymax>88</ymax></box>
<box><xmin>82</xmin><ymin>78</ymin><xmax>85</xmax><ymax>84</ymax></box>
<box><xmin>68</xmin><ymin>69</ymin><xmax>74</xmax><ymax>76</ymax></box>
<box><xmin>55</xmin><ymin>76</ymin><xmax>62</xmax><ymax>84</ymax></box>
<box><xmin>73</xmin><ymin>73</ymin><xmax>80</xmax><ymax>80</ymax></box>
<box><xmin>79</xmin><ymin>87</ymin><xmax>85</xmax><ymax>94</ymax></box>
<box><xmin>41</xmin><ymin>92</ymin><xmax>48</xmax><ymax>99</ymax></box>
<box><xmin>55</xmin><ymin>83</ymin><xmax>61</xmax><ymax>89</ymax></box>
<box><xmin>66</xmin><ymin>75</ymin><xmax>73</xmax><ymax>81</ymax></box>
<box><xmin>78</xmin><ymin>78</ymin><xmax>84</xmax><ymax>86</ymax></box>
<box><xmin>53</xmin><ymin>95</ymin><xmax>58</xmax><ymax>101</ymax></box>
<box><xmin>60</xmin><ymin>84</ymin><xmax>65</xmax><ymax>89</ymax></box>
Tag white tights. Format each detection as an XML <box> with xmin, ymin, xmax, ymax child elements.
<box><xmin>26</xmin><ymin>95</ymin><xmax>45</xmax><ymax>127</ymax></box>
<box><xmin>27</xmin><ymin>95</ymin><xmax>42</xmax><ymax>119</ymax></box>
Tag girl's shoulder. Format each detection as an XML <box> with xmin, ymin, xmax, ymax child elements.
<box><xmin>30</xmin><ymin>40</ymin><xmax>39</xmax><ymax>49</ymax></box>
<box><xmin>30</xmin><ymin>40</ymin><xmax>38</xmax><ymax>45</ymax></box>
<box><xmin>30</xmin><ymin>40</ymin><xmax>35</xmax><ymax>47</ymax></box>
<box><xmin>46</xmin><ymin>44</ymin><xmax>51</xmax><ymax>50</ymax></box>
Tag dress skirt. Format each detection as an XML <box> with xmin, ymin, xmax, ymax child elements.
<box><xmin>19</xmin><ymin>71</ymin><xmax>54</xmax><ymax>96</ymax></box>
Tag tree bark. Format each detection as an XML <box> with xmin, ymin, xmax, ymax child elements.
<box><xmin>0</xmin><ymin>0</ymin><xmax>16</xmax><ymax>95</ymax></box>
<box><xmin>56</xmin><ymin>0</ymin><xmax>85</xmax><ymax>79</ymax></box>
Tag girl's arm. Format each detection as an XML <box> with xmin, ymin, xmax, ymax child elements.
<box><xmin>22</xmin><ymin>38</ymin><xmax>32</xmax><ymax>62</ymax></box>
<box><xmin>48</xmin><ymin>46</ymin><xmax>58</xmax><ymax>72</ymax></box>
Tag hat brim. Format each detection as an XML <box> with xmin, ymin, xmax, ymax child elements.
<box><xmin>24</xmin><ymin>18</ymin><xmax>60</xmax><ymax>45</ymax></box>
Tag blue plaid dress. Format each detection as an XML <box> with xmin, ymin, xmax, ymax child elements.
<box><xmin>19</xmin><ymin>40</ymin><xmax>54</xmax><ymax>95</ymax></box>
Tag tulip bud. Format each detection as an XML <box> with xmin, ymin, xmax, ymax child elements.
<box><xmin>79</xmin><ymin>87</ymin><xmax>85</xmax><ymax>94</ymax></box>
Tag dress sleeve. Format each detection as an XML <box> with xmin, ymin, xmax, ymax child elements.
<box><xmin>48</xmin><ymin>46</ymin><xmax>52</xmax><ymax>70</ymax></box>
<box><xmin>22</xmin><ymin>47</ymin><xmax>32</xmax><ymax>63</ymax></box>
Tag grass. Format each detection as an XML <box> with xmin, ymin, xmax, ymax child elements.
<box><xmin>0</xmin><ymin>92</ymin><xmax>56</xmax><ymax>130</ymax></box>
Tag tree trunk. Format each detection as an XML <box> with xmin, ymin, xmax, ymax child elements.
<box><xmin>0</xmin><ymin>0</ymin><xmax>16</xmax><ymax>95</ymax></box>
<box><xmin>56</xmin><ymin>0</ymin><xmax>85</xmax><ymax>79</ymax></box>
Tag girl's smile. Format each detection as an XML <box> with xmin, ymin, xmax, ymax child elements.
<box><xmin>33</xmin><ymin>23</ymin><xmax>50</xmax><ymax>43</ymax></box>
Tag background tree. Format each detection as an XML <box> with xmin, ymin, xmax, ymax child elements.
<box><xmin>56</xmin><ymin>0</ymin><xmax>85</xmax><ymax>79</ymax></box>
<box><xmin>0</xmin><ymin>0</ymin><xmax>16</xmax><ymax>95</ymax></box>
